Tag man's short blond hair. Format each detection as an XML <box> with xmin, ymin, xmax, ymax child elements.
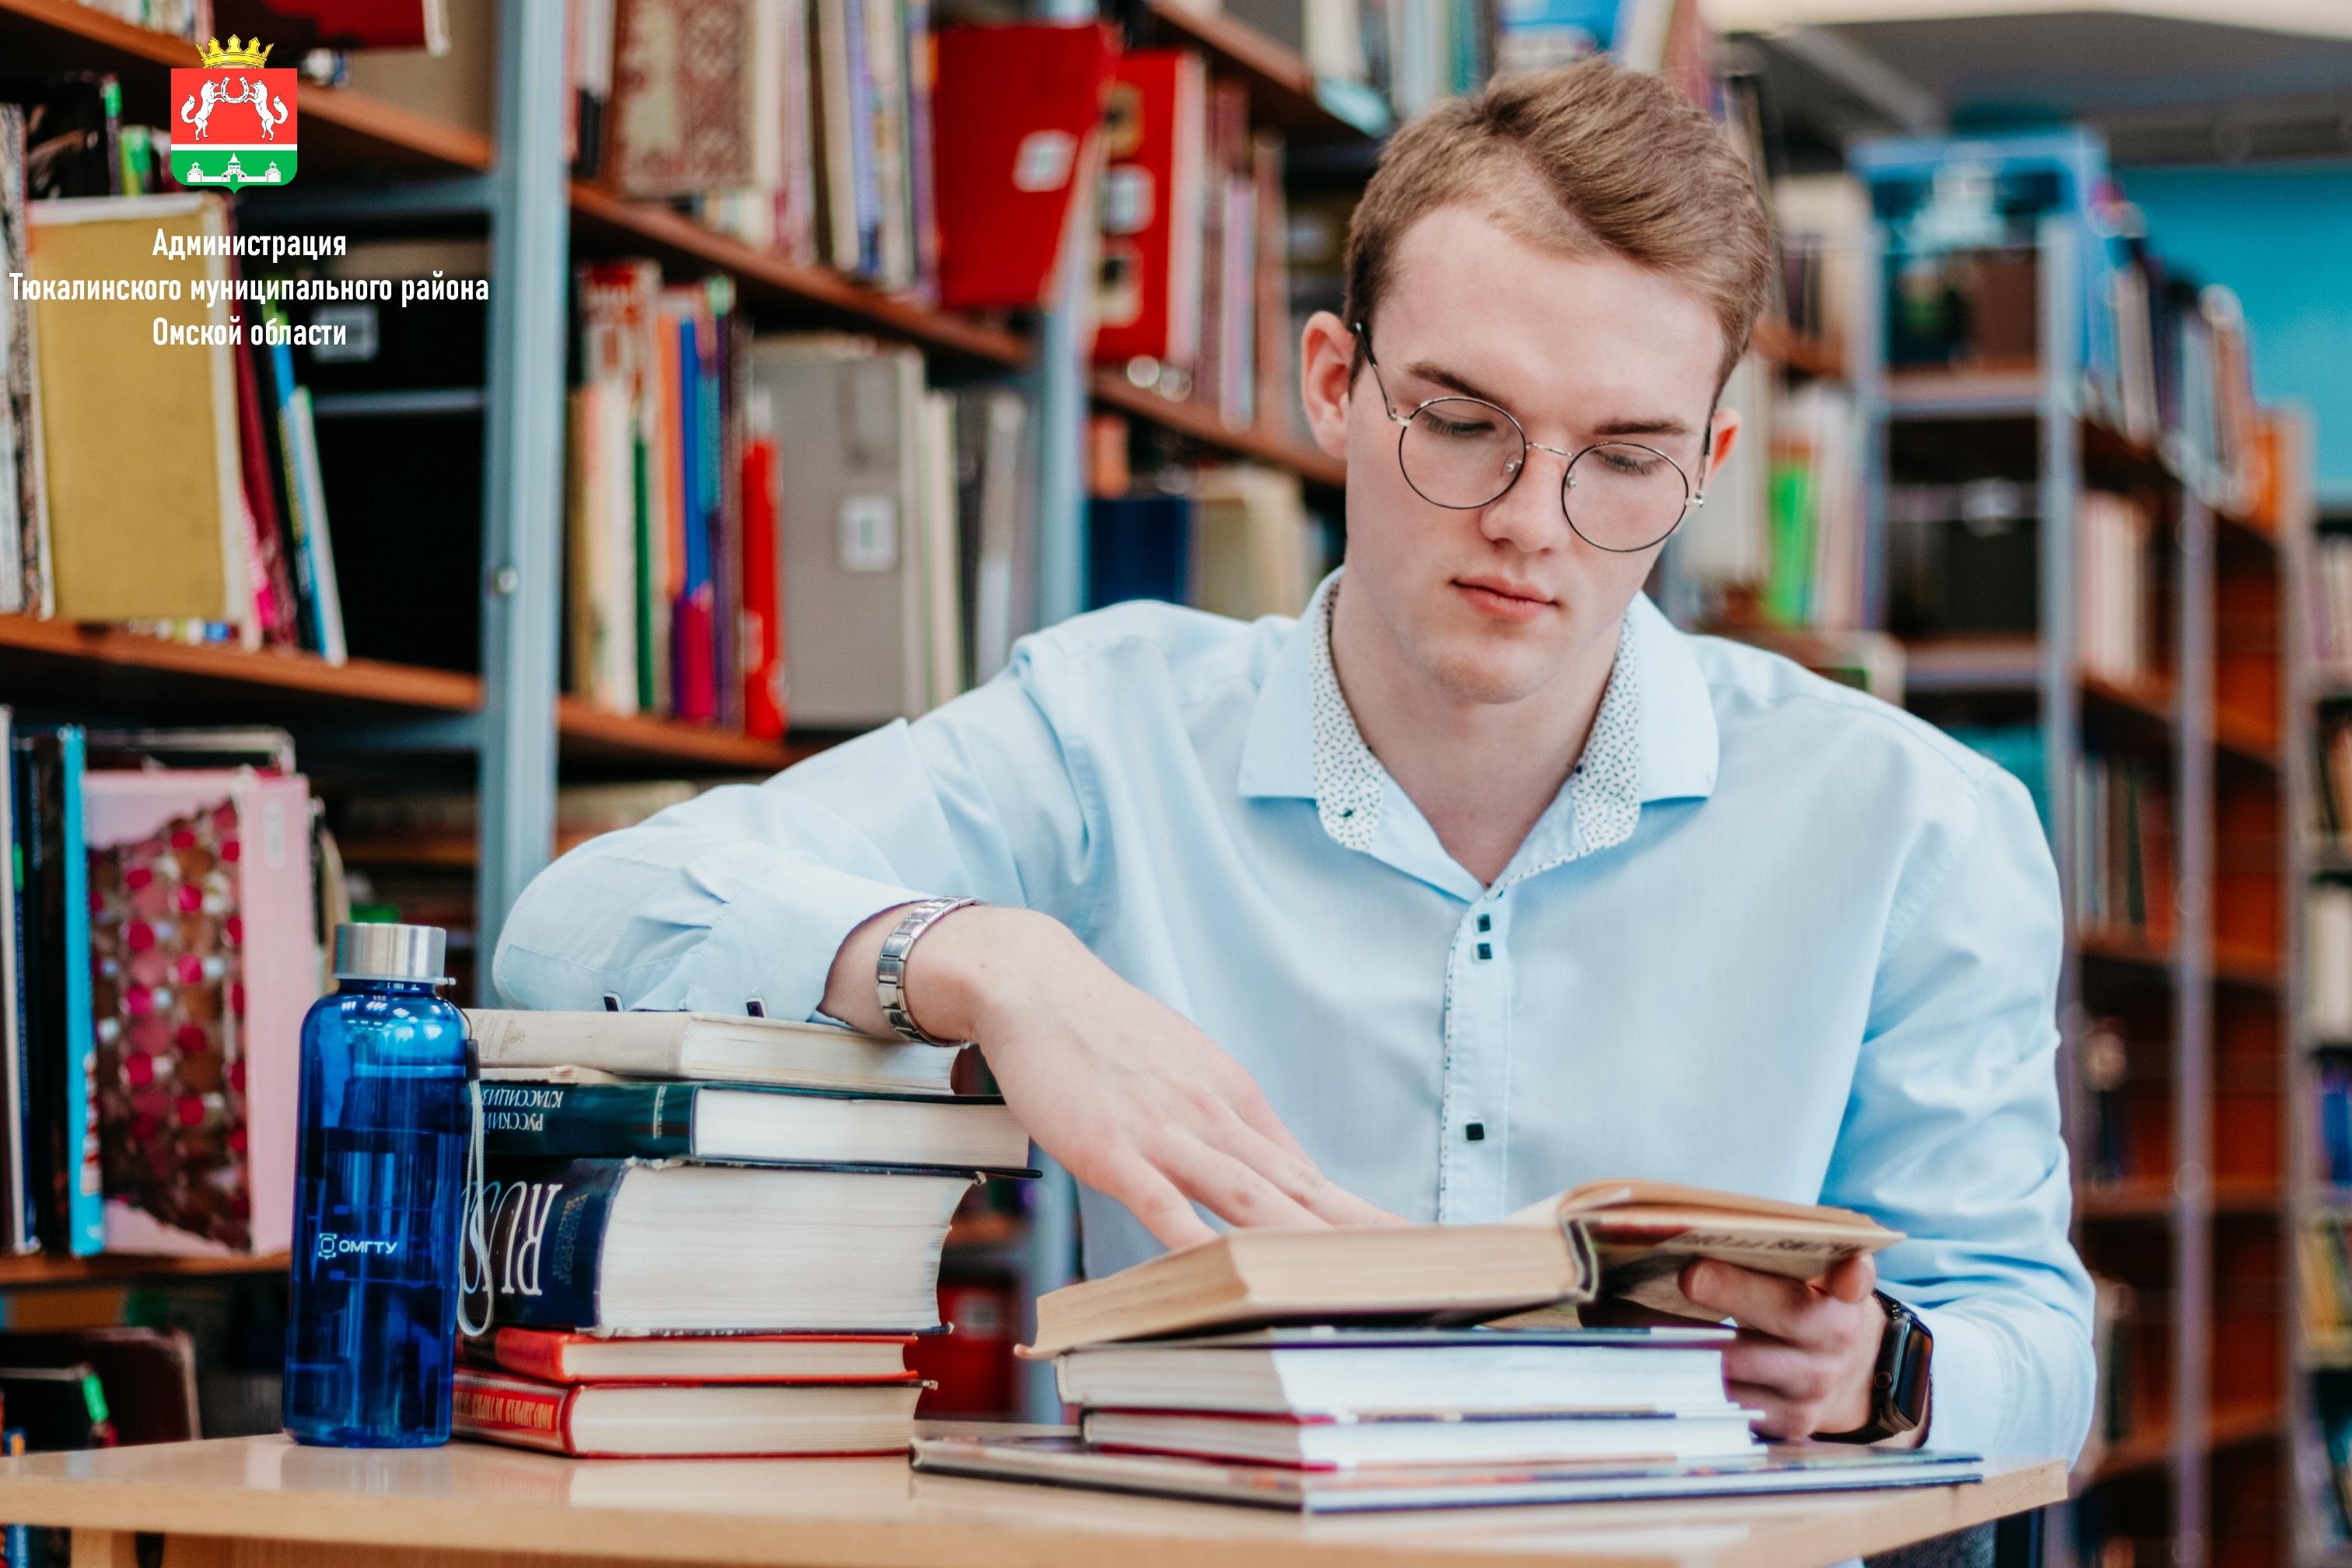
<box><xmin>1342</xmin><ymin>58</ymin><xmax>1774</xmax><ymax>391</ymax></box>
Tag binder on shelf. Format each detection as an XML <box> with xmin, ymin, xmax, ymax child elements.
<box><xmin>930</xmin><ymin>23</ymin><xmax>1115</xmax><ymax>313</ymax></box>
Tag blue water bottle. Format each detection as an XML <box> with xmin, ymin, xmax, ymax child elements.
<box><xmin>284</xmin><ymin>923</ymin><xmax>473</xmax><ymax>1447</ymax></box>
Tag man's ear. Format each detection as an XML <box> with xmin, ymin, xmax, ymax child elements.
<box><xmin>1298</xmin><ymin>311</ymin><xmax>1356</xmax><ymax>462</ymax></box>
<box><xmin>1701</xmin><ymin>404</ymin><xmax>1742</xmax><ymax>492</ymax></box>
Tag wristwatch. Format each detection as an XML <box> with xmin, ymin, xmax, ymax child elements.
<box><xmin>875</xmin><ymin>897</ymin><xmax>978</xmax><ymax>1045</ymax></box>
<box><xmin>1821</xmin><ymin>1291</ymin><xmax>1933</xmax><ymax>1443</ymax></box>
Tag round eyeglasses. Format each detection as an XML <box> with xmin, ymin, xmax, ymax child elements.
<box><xmin>1353</xmin><ymin>323</ymin><xmax>1710</xmax><ymax>555</ymax></box>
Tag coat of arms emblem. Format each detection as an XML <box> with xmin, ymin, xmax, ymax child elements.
<box><xmin>170</xmin><ymin>37</ymin><xmax>296</xmax><ymax>191</ymax></box>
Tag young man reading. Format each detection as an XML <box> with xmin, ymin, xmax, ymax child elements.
<box><xmin>496</xmin><ymin>58</ymin><xmax>2094</xmax><ymax>1461</ymax></box>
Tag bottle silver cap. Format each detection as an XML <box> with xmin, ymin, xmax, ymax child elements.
<box><xmin>333</xmin><ymin>922</ymin><xmax>447</xmax><ymax>983</ymax></box>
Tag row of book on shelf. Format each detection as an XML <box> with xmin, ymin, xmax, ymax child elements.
<box><xmin>0</xmin><ymin>721</ymin><xmax>327</xmax><ymax>1264</ymax></box>
<box><xmin>1684</xmin><ymin>128</ymin><xmax>2301</xmax><ymax>641</ymax></box>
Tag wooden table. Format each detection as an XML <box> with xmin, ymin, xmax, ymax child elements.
<box><xmin>0</xmin><ymin>1430</ymin><xmax>2065</xmax><ymax>1568</ymax></box>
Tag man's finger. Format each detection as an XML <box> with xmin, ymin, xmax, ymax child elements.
<box><xmin>1822</xmin><ymin>1254</ymin><xmax>1877</xmax><ymax>1304</ymax></box>
<box><xmin>1727</xmin><ymin>1380</ymin><xmax>1801</xmax><ymax>1440</ymax></box>
<box><xmin>1104</xmin><ymin>1159</ymin><xmax>1219</xmax><ymax>1250</ymax></box>
<box><xmin>1163</xmin><ymin>1139</ymin><xmax>1328</xmax><ymax>1230</ymax></box>
<box><xmin>1681</xmin><ymin>1261</ymin><xmax>1825</xmax><ymax>1342</ymax></box>
<box><xmin>1199</xmin><ymin>1104</ymin><xmax>1403</xmax><ymax>1227</ymax></box>
<box><xmin>1720</xmin><ymin>1335</ymin><xmax>1835</xmax><ymax>1401</ymax></box>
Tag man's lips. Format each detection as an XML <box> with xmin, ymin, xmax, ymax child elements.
<box><xmin>1454</xmin><ymin>578</ymin><xmax>1555</xmax><ymax>621</ymax></box>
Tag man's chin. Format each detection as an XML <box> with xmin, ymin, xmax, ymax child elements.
<box><xmin>1416</xmin><ymin>643</ymin><xmax>1559</xmax><ymax>707</ymax></box>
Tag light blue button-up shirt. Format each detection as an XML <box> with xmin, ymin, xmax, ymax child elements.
<box><xmin>495</xmin><ymin>571</ymin><xmax>2095</xmax><ymax>1464</ymax></box>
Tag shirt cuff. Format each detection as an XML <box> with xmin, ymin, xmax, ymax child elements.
<box><xmin>1912</xmin><ymin>1300</ymin><xmax>2004</xmax><ymax>1456</ymax></box>
<box><xmin>672</xmin><ymin>848</ymin><xmax>932</xmax><ymax>1025</ymax></box>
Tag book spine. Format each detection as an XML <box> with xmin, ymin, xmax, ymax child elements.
<box><xmin>478</xmin><ymin>1081</ymin><xmax>696</xmax><ymax>1161</ymax></box>
<box><xmin>467</xmin><ymin>1327</ymin><xmax>575</xmax><ymax>1384</ymax></box>
<box><xmin>476</xmin><ymin>1157</ymin><xmax>628</xmax><ymax>1330</ymax></box>
<box><xmin>451</xmin><ymin>1370</ymin><xmax>576</xmax><ymax>1454</ymax></box>
<box><xmin>58</xmin><ymin>728</ymin><xmax>97</xmax><ymax>1257</ymax></box>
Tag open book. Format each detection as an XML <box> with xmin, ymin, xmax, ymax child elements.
<box><xmin>1024</xmin><ymin>1180</ymin><xmax>1899</xmax><ymax>1358</ymax></box>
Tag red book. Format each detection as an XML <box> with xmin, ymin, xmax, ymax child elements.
<box><xmin>1091</xmin><ymin>49</ymin><xmax>1207</xmax><ymax>369</ymax></box>
<box><xmin>911</xmin><ymin>1279</ymin><xmax>1015</xmax><ymax>1419</ymax></box>
<box><xmin>461</xmin><ymin>1328</ymin><xmax>918</xmax><ymax>1387</ymax></box>
<box><xmin>740</xmin><ymin>436</ymin><xmax>786</xmax><ymax>740</ymax></box>
<box><xmin>452</xmin><ymin>1367</ymin><xmax>922</xmax><ymax>1458</ymax></box>
<box><xmin>931</xmin><ymin>23</ymin><xmax>1116</xmax><ymax>312</ymax></box>
<box><xmin>211</xmin><ymin>0</ymin><xmax>450</xmax><ymax>51</ymax></box>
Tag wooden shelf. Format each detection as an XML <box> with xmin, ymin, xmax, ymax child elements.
<box><xmin>0</xmin><ymin>618</ymin><xmax>831</xmax><ymax>774</ymax></box>
<box><xmin>1902</xmin><ymin>634</ymin><xmax>2041</xmax><ymax>694</ymax></box>
<box><xmin>2082</xmin><ymin>670</ymin><xmax>2179</xmax><ymax>733</ymax></box>
<box><xmin>0</xmin><ymin>1250</ymin><xmax>289</xmax><ymax>1290</ymax></box>
<box><xmin>2207</xmin><ymin>1400</ymin><xmax>2284</xmax><ymax>1451</ymax></box>
<box><xmin>1752</xmin><ymin>320</ymin><xmax>1844</xmax><ymax>380</ymax></box>
<box><xmin>2095</xmin><ymin>1421</ymin><xmax>2175</xmax><ymax>1482</ymax></box>
<box><xmin>1885</xmin><ymin>369</ymin><xmax>2043</xmax><ymax>419</ymax></box>
<box><xmin>2077</xmin><ymin>926</ymin><xmax>2178</xmax><ymax>974</ymax></box>
<box><xmin>2214</xmin><ymin>706</ymin><xmax>2284</xmax><ymax>770</ymax></box>
<box><xmin>2211</xmin><ymin>1177</ymin><xmax>2285</xmax><ymax>1214</ymax></box>
<box><xmin>553</xmin><ymin>700</ymin><xmax>825</xmax><ymax>773</ymax></box>
<box><xmin>1132</xmin><ymin>0</ymin><xmax>1384</xmax><ymax>142</ymax></box>
<box><xmin>1091</xmin><ymin>373</ymin><xmax>1347</xmax><ymax>488</ymax></box>
<box><xmin>0</xmin><ymin>617</ymin><xmax>479</xmax><ymax>717</ymax></box>
<box><xmin>2077</xmin><ymin>1179</ymin><xmax>2177</xmax><ymax>1220</ymax></box>
<box><xmin>566</xmin><ymin>185</ymin><xmax>1028</xmax><ymax>369</ymax></box>
<box><xmin>2212</xmin><ymin>940</ymin><xmax>2286</xmax><ymax>992</ymax></box>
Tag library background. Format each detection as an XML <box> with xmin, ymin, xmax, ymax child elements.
<box><xmin>0</xmin><ymin>0</ymin><xmax>2346</xmax><ymax>1557</ymax></box>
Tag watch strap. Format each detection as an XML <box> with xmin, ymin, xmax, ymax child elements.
<box><xmin>1819</xmin><ymin>1290</ymin><xmax>1932</xmax><ymax>1444</ymax></box>
<box><xmin>876</xmin><ymin>898</ymin><xmax>978</xmax><ymax>1045</ymax></box>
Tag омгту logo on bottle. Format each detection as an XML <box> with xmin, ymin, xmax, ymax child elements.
<box><xmin>169</xmin><ymin>37</ymin><xmax>297</xmax><ymax>191</ymax></box>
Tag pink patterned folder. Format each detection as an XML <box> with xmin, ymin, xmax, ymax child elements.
<box><xmin>84</xmin><ymin>772</ymin><xmax>317</xmax><ymax>1256</ymax></box>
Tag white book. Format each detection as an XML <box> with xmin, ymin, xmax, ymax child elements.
<box><xmin>464</xmin><ymin>1008</ymin><xmax>961</xmax><ymax>1094</ymax></box>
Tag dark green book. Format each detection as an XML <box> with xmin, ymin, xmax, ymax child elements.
<box><xmin>478</xmin><ymin>1076</ymin><xmax>1032</xmax><ymax>1174</ymax></box>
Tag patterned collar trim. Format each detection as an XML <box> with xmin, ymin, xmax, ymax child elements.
<box><xmin>1306</xmin><ymin>576</ymin><xmax>1643</xmax><ymax>865</ymax></box>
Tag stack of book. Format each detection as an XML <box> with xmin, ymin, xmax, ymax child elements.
<box><xmin>919</xmin><ymin>1181</ymin><xmax>1991</xmax><ymax>1510</ymax></box>
<box><xmin>451</xmin><ymin>1008</ymin><xmax>1033</xmax><ymax>1459</ymax></box>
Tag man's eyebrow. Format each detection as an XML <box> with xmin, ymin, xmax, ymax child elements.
<box><xmin>1591</xmin><ymin>415</ymin><xmax>1696</xmax><ymax>439</ymax></box>
<box><xmin>1402</xmin><ymin>358</ymin><xmax>1698</xmax><ymax>440</ymax></box>
<box><xmin>1402</xmin><ymin>359</ymin><xmax>1510</xmax><ymax>407</ymax></box>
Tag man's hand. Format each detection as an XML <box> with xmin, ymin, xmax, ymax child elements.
<box><xmin>824</xmin><ymin>904</ymin><xmax>1398</xmax><ymax>1248</ymax></box>
<box><xmin>1679</xmin><ymin>1254</ymin><xmax>1920</xmax><ymax>1444</ymax></box>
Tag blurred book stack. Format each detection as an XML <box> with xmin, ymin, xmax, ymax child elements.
<box><xmin>452</xmin><ymin>1007</ymin><xmax>1032</xmax><ymax>1458</ymax></box>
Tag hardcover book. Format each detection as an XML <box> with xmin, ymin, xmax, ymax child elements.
<box><xmin>464</xmin><ymin>1008</ymin><xmax>960</xmax><ymax>1094</ymax></box>
<box><xmin>1026</xmin><ymin>1181</ymin><xmax>1899</xmax><ymax>1357</ymax></box>
<box><xmin>472</xmin><ymin>1156</ymin><xmax>971</xmax><ymax>1334</ymax></box>
<box><xmin>912</xmin><ymin>1433</ymin><xmax>1990</xmax><ymax>1514</ymax></box>
<box><xmin>461</xmin><ymin>1327</ymin><xmax>918</xmax><ymax>1386</ymax></box>
<box><xmin>452</xmin><ymin>1366</ymin><xmax>921</xmax><ymax>1458</ymax></box>
<box><xmin>477</xmin><ymin>1076</ymin><xmax>1031</xmax><ymax>1172</ymax></box>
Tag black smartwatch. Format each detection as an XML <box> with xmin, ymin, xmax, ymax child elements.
<box><xmin>1820</xmin><ymin>1291</ymin><xmax>1933</xmax><ymax>1444</ymax></box>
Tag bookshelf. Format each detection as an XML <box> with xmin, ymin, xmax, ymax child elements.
<box><xmin>1834</xmin><ymin>206</ymin><xmax>2300</xmax><ymax>1568</ymax></box>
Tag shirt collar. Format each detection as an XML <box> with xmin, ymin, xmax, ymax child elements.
<box><xmin>1237</xmin><ymin>569</ymin><xmax>1719</xmax><ymax>814</ymax></box>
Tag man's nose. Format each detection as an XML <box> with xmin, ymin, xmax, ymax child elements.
<box><xmin>1479</xmin><ymin>446</ymin><xmax>1573</xmax><ymax>552</ymax></box>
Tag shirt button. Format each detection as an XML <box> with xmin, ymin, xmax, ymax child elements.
<box><xmin>1477</xmin><ymin>913</ymin><xmax>1492</xmax><ymax>933</ymax></box>
<box><xmin>1465</xmin><ymin>1122</ymin><xmax>1486</xmax><ymax>1142</ymax></box>
<box><xmin>1476</xmin><ymin>943</ymin><xmax>1493</xmax><ymax>961</ymax></box>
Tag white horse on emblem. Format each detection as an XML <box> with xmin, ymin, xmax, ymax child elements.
<box><xmin>178</xmin><ymin>79</ymin><xmax>222</xmax><ymax>139</ymax></box>
<box><xmin>251</xmin><ymin>86</ymin><xmax>289</xmax><ymax>142</ymax></box>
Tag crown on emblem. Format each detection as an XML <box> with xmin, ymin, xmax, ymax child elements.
<box><xmin>195</xmin><ymin>35</ymin><xmax>273</xmax><ymax>68</ymax></box>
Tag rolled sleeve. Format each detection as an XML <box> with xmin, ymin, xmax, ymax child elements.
<box><xmin>1825</xmin><ymin>763</ymin><xmax>2096</xmax><ymax>1462</ymax></box>
<box><xmin>492</xmin><ymin>652</ymin><xmax>1097</xmax><ymax>1020</ymax></box>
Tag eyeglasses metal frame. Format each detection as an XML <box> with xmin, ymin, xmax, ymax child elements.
<box><xmin>1351</xmin><ymin>320</ymin><xmax>1712</xmax><ymax>555</ymax></box>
